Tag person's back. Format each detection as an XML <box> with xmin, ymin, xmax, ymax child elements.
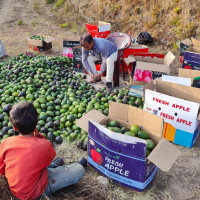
<box><xmin>91</xmin><ymin>37</ymin><xmax>117</xmax><ymax>58</ymax></box>
<box><xmin>0</xmin><ymin>134</ymin><xmax>55</xmax><ymax>200</ymax></box>
<box><xmin>0</xmin><ymin>102</ymin><xmax>85</xmax><ymax>200</ymax></box>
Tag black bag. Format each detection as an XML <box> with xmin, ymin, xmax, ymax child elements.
<box><xmin>136</xmin><ymin>32</ymin><xmax>153</xmax><ymax>44</ymax></box>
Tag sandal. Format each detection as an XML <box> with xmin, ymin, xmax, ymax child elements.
<box><xmin>94</xmin><ymin>77</ymin><xmax>102</xmax><ymax>82</ymax></box>
<box><xmin>88</xmin><ymin>79</ymin><xmax>96</xmax><ymax>84</ymax></box>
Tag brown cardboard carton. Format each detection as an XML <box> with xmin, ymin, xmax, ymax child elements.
<box><xmin>76</xmin><ymin>102</ymin><xmax>180</xmax><ymax>191</ymax></box>
<box><xmin>143</xmin><ymin>78</ymin><xmax>200</xmax><ymax>147</ymax></box>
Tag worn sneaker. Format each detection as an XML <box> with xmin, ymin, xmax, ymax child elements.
<box><xmin>79</xmin><ymin>157</ymin><xmax>87</xmax><ymax>167</ymax></box>
<box><xmin>52</xmin><ymin>157</ymin><xmax>65</xmax><ymax>167</ymax></box>
<box><xmin>106</xmin><ymin>82</ymin><xmax>113</xmax><ymax>93</ymax></box>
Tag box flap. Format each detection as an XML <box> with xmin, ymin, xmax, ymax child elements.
<box><xmin>162</xmin><ymin>75</ymin><xmax>191</xmax><ymax>86</ymax></box>
<box><xmin>180</xmin><ymin>38</ymin><xmax>193</xmax><ymax>46</ymax></box>
<box><xmin>148</xmin><ymin>138</ymin><xmax>180</xmax><ymax>172</ymax></box>
<box><xmin>76</xmin><ymin>110</ymin><xmax>108</xmax><ymax>132</ymax></box>
<box><xmin>98</xmin><ymin>21</ymin><xmax>111</xmax><ymax>32</ymax></box>
<box><xmin>133</xmin><ymin>56</ymin><xmax>163</xmax><ymax>64</ymax></box>
<box><xmin>128</xmin><ymin>106</ymin><xmax>164</xmax><ymax>142</ymax></box>
<box><xmin>191</xmin><ymin>38</ymin><xmax>200</xmax><ymax>47</ymax></box>
<box><xmin>163</xmin><ymin>51</ymin><xmax>175</xmax><ymax>66</ymax></box>
<box><xmin>136</xmin><ymin>61</ymin><xmax>170</xmax><ymax>74</ymax></box>
<box><xmin>108</xmin><ymin>101</ymin><xmax>129</xmax><ymax>121</ymax></box>
<box><xmin>27</xmin><ymin>37</ymin><xmax>43</xmax><ymax>46</ymax></box>
<box><xmin>143</xmin><ymin>80</ymin><xmax>155</xmax><ymax>98</ymax></box>
<box><xmin>186</xmin><ymin>46</ymin><xmax>200</xmax><ymax>53</ymax></box>
<box><xmin>124</xmin><ymin>55</ymin><xmax>136</xmax><ymax>66</ymax></box>
<box><xmin>178</xmin><ymin>68</ymin><xmax>200</xmax><ymax>83</ymax></box>
<box><xmin>156</xmin><ymin>80</ymin><xmax>200</xmax><ymax>104</ymax></box>
<box><xmin>44</xmin><ymin>36</ymin><xmax>54</xmax><ymax>43</ymax></box>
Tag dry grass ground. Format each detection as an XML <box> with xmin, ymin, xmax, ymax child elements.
<box><xmin>0</xmin><ymin>0</ymin><xmax>200</xmax><ymax>200</ymax></box>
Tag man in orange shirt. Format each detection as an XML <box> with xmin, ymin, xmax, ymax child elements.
<box><xmin>0</xmin><ymin>102</ymin><xmax>85</xmax><ymax>200</ymax></box>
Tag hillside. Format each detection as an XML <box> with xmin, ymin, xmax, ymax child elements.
<box><xmin>47</xmin><ymin>0</ymin><xmax>200</xmax><ymax>43</ymax></box>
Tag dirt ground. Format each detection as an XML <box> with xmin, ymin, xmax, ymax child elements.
<box><xmin>0</xmin><ymin>0</ymin><xmax>200</xmax><ymax>200</ymax></box>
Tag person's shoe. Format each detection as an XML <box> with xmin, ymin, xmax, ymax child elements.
<box><xmin>52</xmin><ymin>157</ymin><xmax>64</xmax><ymax>167</ymax></box>
<box><xmin>79</xmin><ymin>157</ymin><xmax>87</xmax><ymax>167</ymax></box>
<box><xmin>106</xmin><ymin>82</ymin><xmax>113</xmax><ymax>93</ymax></box>
<box><xmin>94</xmin><ymin>76</ymin><xmax>102</xmax><ymax>82</ymax></box>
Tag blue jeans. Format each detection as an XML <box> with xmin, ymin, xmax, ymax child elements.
<box><xmin>41</xmin><ymin>163</ymin><xmax>85</xmax><ymax>197</ymax></box>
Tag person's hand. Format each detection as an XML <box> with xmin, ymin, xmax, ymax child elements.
<box><xmin>33</xmin><ymin>129</ymin><xmax>38</xmax><ymax>137</ymax></box>
<box><xmin>96</xmin><ymin>74</ymin><xmax>102</xmax><ymax>81</ymax></box>
<box><xmin>90</xmin><ymin>74</ymin><xmax>94</xmax><ymax>81</ymax></box>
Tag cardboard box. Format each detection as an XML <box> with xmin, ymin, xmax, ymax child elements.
<box><xmin>143</xmin><ymin>79</ymin><xmax>200</xmax><ymax>148</ymax></box>
<box><xmin>76</xmin><ymin>102</ymin><xmax>180</xmax><ymax>191</ymax></box>
<box><xmin>183</xmin><ymin>38</ymin><xmax>200</xmax><ymax>61</ymax></box>
<box><xmin>73</xmin><ymin>46</ymin><xmax>84</xmax><ymax>72</ymax></box>
<box><xmin>182</xmin><ymin>59</ymin><xmax>200</xmax><ymax>70</ymax></box>
<box><xmin>86</xmin><ymin>21</ymin><xmax>111</xmax><ymax>38</ymax></box>
<box><xmin>178</xmin><ymin>68</ymin><xmax>200</xmax><ymax>81</ymax></box>
<box><xmin>181</xmin><ymin>38</ymin><xmax>200</xmax><ymax>69</ymax></box>
<box><xmin>63</xmin><ymin>39</ymin><xmax>80</xmax><ymax>58</ymax></box>
<box><xmin>27</xmin><ymin>35</ymin><xmax>54</xmax><ymax>52</ymax></box>
<box><xmin>178</xmin><ymin>68</ymin><xmax>200</xmax><ymax>87</ymax></box>
<box><xmin>125</xmin><ymin>51</ymin><xmax>175</xmax><ymax>85</ymax></box>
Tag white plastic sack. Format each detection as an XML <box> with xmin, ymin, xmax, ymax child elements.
<box><xmin>0</xmin><ymin>40</ymin><xmax>6</xmax><ymax>58</ymax></box>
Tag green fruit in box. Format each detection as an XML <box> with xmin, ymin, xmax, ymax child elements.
<box><xmin>146</xmin><ymin>149</ymin><xmax>151</xmax><ymax>158</ymax></box>
<box><xmin>130</xmin><ymin>124</ymin><xmax>140</xmax><ymax>135</ymax></box>
<box><xmin>108</xmin><ymin>120</ymin><xmax>119</xmax><ymax>127</ymax></box>
<box><xmin>138</xmin><ymin>130</ymin><xmax>149</xmax><ymax>140</ymax></box>
<box><xmin>112</xmin><ymin>127</ymin><xmax>121</xmax><ymax>133</ymax></box>
<box><xmin>146</xmin><ymin>139</ymin><xmax>155</xmax><ymax>150</ymax></box>
<box><xmin>124</xmin><ymin>131</ymin><xmax>134</xmax><ymax>136</ymax></box>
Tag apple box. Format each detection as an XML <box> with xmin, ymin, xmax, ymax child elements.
<box><xmin>124</xmin><ymin>51</ymin><xmax>175</xmax><ymax>85</ymax></box>
<box><xmin>76</xmin><ymin>102</ymin><xmax>180</xmax><ymax>191</ymax></box>
<box><xmin>143</xmin><ymin>79</ymin><xmax>200</xmax><ymax>148</ymax></box>
<box><xmin>178</xmin><ymin>68</ymin><xmax>200</xmax><ymax>85</ymax></box>
<box><xmin>182</xmin><ymin>38</ymin><xmax>200</xmax><ymax>70</ymax></box>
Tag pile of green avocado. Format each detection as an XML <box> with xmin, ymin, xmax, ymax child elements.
<box><xmin>105</xmin><ymin>120</ymin><xmax>155</xmax><ymax>157</ymax></box>
<box><xmin>0</xmin><ymin>54</ymin><xmax>144</xmax><ymax>148</ymax></box>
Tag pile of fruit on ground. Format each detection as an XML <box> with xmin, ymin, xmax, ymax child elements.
<box><xmin>0</xmin><ymin>54</ymin><xmax>144</xmax><ymax>146</ymax></box>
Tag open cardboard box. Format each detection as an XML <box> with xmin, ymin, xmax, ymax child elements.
<box><xmin>178</xmin><ymin>68</ymin><xmax>200</xmax><ymax>85</ymax></box>
<box><xmin>76</xmin><ymin>102</ymin><xmax>180</xmax><ymax>191</ymax></box>
<box><xmin>27</xmin><ymin>35</ymin><xmax>54</xmax><ymax>52</ymax></box>
<box><xmin>86</xmin><ymin>21</ymin><xmax>111</xmax><ymax>32</ymax></box>
<box><xmin>143</xmin><ymin>77</ymin><xmax>200</xmax><ymax>148</ymax></box>
<box><xmin>182</xmin><ymin>38</ymin><xmax>200</xmax><ymax>70</ymax></box>
<box><xmin>125</xmin><ymin>51</ymin><xmax>175</xmax><ymax>85</ymax></box>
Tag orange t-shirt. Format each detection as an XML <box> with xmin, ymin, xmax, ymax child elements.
<box><xmin>0</xmin><ymin>134</ymin><xmax>56</xmax><ymax>200</ymax></box>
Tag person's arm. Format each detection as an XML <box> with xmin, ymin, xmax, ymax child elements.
<box><xmin>82</xmin><ymin>47</ymin><xmax>93</xmax><ymax>74</ymax></box>
<box><xmin>34</xmin><ymin>129</ymin><xmax>46</xmax><ymax>139</ymax></box>
<box><xmin>0</xmin><ymin>157</ymin><xmax>5</xmax><ymax>175</ymax></box>
<box><xmin>45</xmin><ymin>143</ymin><xmax>56</xmax><ymax>167</ymax></box>
<box><xmin>0</xmin><ymin>143</ymin><xmax>5</xmax><ymax>175</ymax></box>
